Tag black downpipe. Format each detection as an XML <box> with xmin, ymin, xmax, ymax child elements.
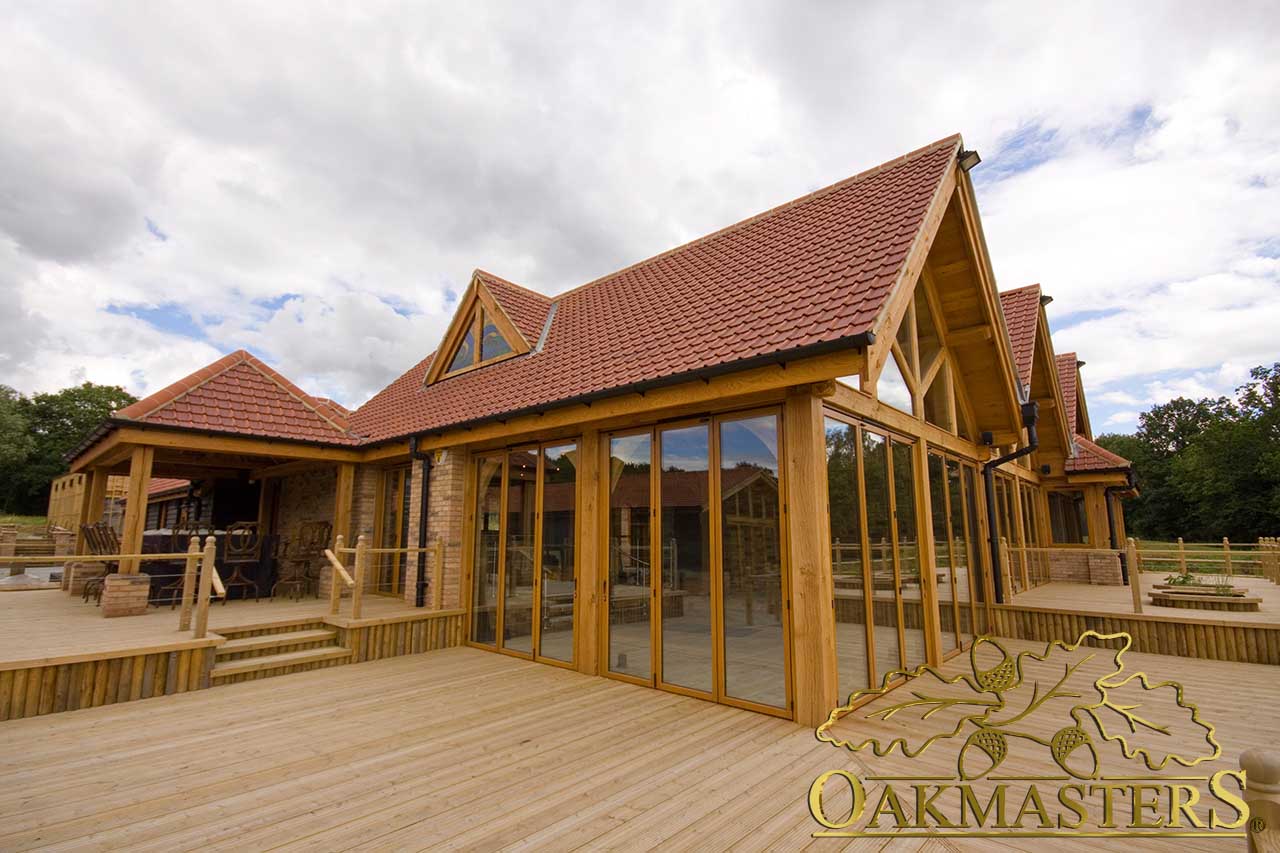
<box><xmin>982</xmin><ymin>401</ymin><xmax>1040</xmax><ymax>604</ymax></box>
<box><xmin>410</xmin><ymin>436</ymin><xmax>434</xmax><ymax>608</ymax></box>
<box><xmin>1105</xmin><ymin>483</ymin><xmax>1129</xmax><ymax>584</ymax></box>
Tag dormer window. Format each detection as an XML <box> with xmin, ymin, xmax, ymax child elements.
<box><xmin>425</xmin><ymin>272</ymin><xmax>534</xmax><ymax>385</ymax></box>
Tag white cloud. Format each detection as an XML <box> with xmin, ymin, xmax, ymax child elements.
<box><xmin>0</xmin><ymin>1</ymin><xmax>1276</xmax><ymax>416</ymax></box>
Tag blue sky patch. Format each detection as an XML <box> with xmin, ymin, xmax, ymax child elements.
<box><xmin>144</xmin><ymin>217</ymin><xmax>168</xmax><ymax>242</ymax></box>
<box><xmin>106</xmin><ymin>302</ymin><xmax>206</xmax><ymax>340</ymax></box>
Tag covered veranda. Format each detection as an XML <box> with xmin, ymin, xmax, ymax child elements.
<box><xmin>65</xmin><ymin>424</ymin><xmax>363</xmax><ymax>616</ymax></box>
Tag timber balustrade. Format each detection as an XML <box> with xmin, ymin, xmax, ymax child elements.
<box><xmin>327</xmin><ymin>535</ymin><xmax>448</xmax><ymax>618</ymax></box>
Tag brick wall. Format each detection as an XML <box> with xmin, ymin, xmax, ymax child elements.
<box><xmin>276</xmin><ymin>468</ymin><xmax>336</xmax><ymax>535</ymax></box>
<box><xmin>404</xmin><ymin>450</ymin><xmax>466</xmax><ymax>609</ymax></box>
<box><xmin>350</xmin><ymin>466</ymin><xmax>379</xmax><ymax>592</ymax></box>
<box><xmin>1047</xmin><ymin>550</ymin><xmax>1123</xmax><ymax>585</ymax></box>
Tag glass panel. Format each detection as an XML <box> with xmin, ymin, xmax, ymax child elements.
<box><xmin>470</xmin><ymin>456</ymin><xmax>503</xmax><ymax>646</ymax></box>
<box><xmin>502</xmin><ymin>447</ymin><xmax>538</xmax><ymax>654</ymax></box>
<box><xmin>962</xmin><ymin>461</ymin><xmax>988</xmax><ymax>635</ymax></box>
<box><xmin>448</xmin><ymin>327</ymin><xmax>476</xmax><ymax>373</ymax></box>
<box><xmin>877</xmin><ymin>352</ymin><xmax>912</xmax><ymax>413</ymax></box>
<box><xmin>1049</xmin><ymin>491</ymin><xmax>1089</xmax><ymax>544</ymax></box>
<box><xmin>658</xmin><ymin>424</ymin><xmax>713</xmax><ymax>694</ymax></box>
<box><xmin>963</xmin><ymin>466</ymin><xmax>988</xmax><ymax>634</ymax></box>
<box><xmin>719</xmin><ymin>414</ymin><xmax>786</xmax><ymax>708</ymax></box>
<box><xmin>892</xmin><ymin>440</ymin><xmax>926</xmax><ymax>671</ymax></box>
<box><xmin>377</xmin><ymin>467</ymin><xmax>411</xmax><ymax>594</ymax></box>
<box><xmin>862</xmin><ymin>430</ymin><xmax>900</xmax><ymax>684</ymax></box>
<box><xmin>914</xmin><ymin>279</ymin><xmax>942</xmax><ymax>370</ymax></box>
<box><xmin>481</xmin><ymin>321</ymin><xmax>513</xmax><ymax>361</ymax></box>
<box><xmin>948</xmin><ymin>460</ymin><xmax>975</xmax><ymax>646</ymax></box>
<box><xmin>826</xmin><ymin>418</ymin><xmax>869</xmax><ymax>701</ymax></box>
<box><xmin>923</xmin><ymin>362</ymin><xmax>953</xmax><ymax>432</ymax></box>
<box><xmin>928</xmin><ymin>455</ymin><xmax>958</xmax><ymax>653</ymax></box>
<box><xmin>608</xmin><ymin>434</ymin><xmax>652</xmax><ymax>679</ymax></box>
<box><xmin>539</xmin><ymin>443</ymin><xmax>576</xmax><ymax>663</ymax></box>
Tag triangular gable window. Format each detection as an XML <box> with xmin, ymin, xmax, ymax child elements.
<box><xmin>442</xmin><ymin>306</ymin><xmax>516</xmax><ymax>376</ymax></box>
<box><xmin>426</xmin><ymin>274</ymin><xmax>532</xmax><ymax>385</ymax></box>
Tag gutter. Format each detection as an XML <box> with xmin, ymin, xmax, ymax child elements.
<box><xmin>377</xmin><ymin>330</ymin><xmax>877</xmax><ymax>447</ymax></box>
<box><xmin>982</xmin><ymin>401</ymin><xmax>1040</xmax><ymax>604</ymax></box>
<box><xmin>409</xmin><ymin>436</ymin><xmax>434</xmax><ymax>608</ymax></box>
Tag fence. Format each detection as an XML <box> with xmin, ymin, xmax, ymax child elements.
<box><xmin>1136</xmin><ymin>537</ymin><xmax>1280</xmax><ymax>581</ymax></box>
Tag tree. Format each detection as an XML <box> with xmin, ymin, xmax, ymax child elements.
<box><xmin>1096</xmin><ymin>363</ymin><xmax>1280</xmax><ymax>541</ymax></box>
<box><xmin>0</xmin><ymin>382</ymin><xmax>136</xmax><ymax>515</ymax></box>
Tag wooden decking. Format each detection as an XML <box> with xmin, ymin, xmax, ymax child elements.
<box><xmin>1011</xmin><ymin>572</ymin><xmax>1280</xmax><ymax>624</ymax></box>
<box><xmin>0</xmin><ymin>590</ymin><xmax>422</xmax><ymax>671</ymax></box>
<box><xmin>1</xmin><ymin>642</ymin><xmax>1273</xmax><ymax>851</ymax></box>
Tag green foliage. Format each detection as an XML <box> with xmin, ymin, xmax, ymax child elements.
<box><xmin>0</xmin><ymin>382</ymin><xmax>136</xmax><ymax>515</ymax></box>
<box><xmin>1096</xmin><ymin>363</ymin><xmax>1280</xmax><ymax>541</ymax></box>
<box><xmin>1163</xmin><ymin>573</ymin><xmax>1196</xmax><ymax>586</ymax></box>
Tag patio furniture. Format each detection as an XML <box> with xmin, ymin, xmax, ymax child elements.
<box><xmin>221</xmin><ymin>522</ymin><xmax>262</xmax><ymax>603</ymax></box>
<box><xmin>272</xmin><ymin>521</ymin><xmax>331</xmax><ymax>599</ymax></box>
<box><xmin>79</xmin><ymin>523</ymin><xmax>120</xmax><ymax>605</ymax></box>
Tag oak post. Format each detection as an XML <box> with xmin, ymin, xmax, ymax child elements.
<box><xmin>1126</xmin><ymin>537</ymin><xmax>1142</xmax><ymax>614</ymax></box>
<box><xmin>177</xmin><ymin>536</ymin><xmax>200</xmax><ymax>631</ymax></box>
<box><xmin>1222</xmin><ymin>537</ymin><xmax>1232</xmax><ymax>577</ymax></box>
<box><xmin>432</xmin><ymin>538</ymin><xmax>444</xmax><ymax>610</ymax></box>
<box><xmin>1177</xmin><ymin>537</ymin><xmax>1187</xmax><ymax>576</ymax></box>
<box><xmin>352</xmin><ymin>534</ymin><xmax>368</xmax><ymax>620</ymax></box>
<box><xmin>194</xmin><ymin>536</ymin><xmax>217</xmax><ymax>639</ymax></box>
<box><xmin>782</xmin><ymin>390</ymin><xmax>838</xmax><ymax>726</ymax></box>
<box><xmin>118</xmin><ymin>447</ymin><xmax>155</xmax><ymax>573</ymax></box>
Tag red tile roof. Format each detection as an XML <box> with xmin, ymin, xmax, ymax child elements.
<box><xmin>999</xmin><ymin>284</ymin><xmax>1041</xmax><ymax>391</ymax></box>
<box><xmin>350</xmin><ymin>134</ymin><xmax>963</xmax><ymax>442</ymax></box>
<box><xmin>1055</xmin><ymin>352</ymin><xmax>1080</xmax><ymax>435</ymax></box>
<box><xmin>115</xmin><ymin>350</ymin><xmax>359</xmax><ymax>445</ymax></box>
<box><xmin>146</xmin><ymin>478</ymin><xmax>190</xmax><ymax>497</ymax></box>
<box><xmin>475</xmin><ymin>270</ymin><xmax>553</xmax><ymax>346</ymax></box>
<box><xmin>1066</xmin><ymin>434</ymin><xmax>1130</xmax><ymax>473</ymax></box>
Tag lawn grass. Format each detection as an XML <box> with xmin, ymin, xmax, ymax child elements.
<box><xmin>0</xmin><ymin>515</ymin><xmax>47</xmax><ymax>527</ymax></box>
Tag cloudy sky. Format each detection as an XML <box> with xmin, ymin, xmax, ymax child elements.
<box><xmin>2</xmin><ymin>2</ymin><xmax>1277</xmax><ymax>432</ymax></box>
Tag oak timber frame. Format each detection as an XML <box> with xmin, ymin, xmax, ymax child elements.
<box><xmin>62</xmin><ymin>154</ymin><xmax>1131</xmax><ymax>724</ymax></box>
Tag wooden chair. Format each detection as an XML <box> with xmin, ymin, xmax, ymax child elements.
<box><xmin>80</xmin><ymin>523</ymin><xmax>121</xmax><ymax>605</ymax></box>
<box><xmin>221</xmin><ymin>522</ymin><xmax>262</xmax><ymax>603</ymax></box>
<box><xmin>272</xmin><ymin>521</ymin><xmax>330</xmax><ymax>599</ymax></box>
<box><xmin>157</xmin><ymin>526</ymin><xmax>207</xmax><ymax>608</ymax></box>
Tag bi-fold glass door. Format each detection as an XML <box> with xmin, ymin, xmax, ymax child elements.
<box><xmin>469</xmin><ymin>441</ymin><xmax>578</xmax><ymax>666</ymax></box>
<box><xmin>604</xmin><ymin>410</ymin><xmax>791</xmax><ymax>716</ymax></box>
<box><xmin>824</xmin><ymin>414</ymin><xmax>927</xmax><ymax>703</ymax></box>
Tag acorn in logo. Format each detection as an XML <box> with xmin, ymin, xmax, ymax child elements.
<box><xmin>1050</xmin><ymin>725</ymin><xmax>1099</xmax><ymax>778</ymax></box>
<box><xmin>971</xmin><ymin>638</ymin><xmax>1020</xmax><ymax>693</ymax></box>
<box><xmin>959</xmin><ymin>727</ymin><xmax>1008</xmax><ymax>780</ymax></box>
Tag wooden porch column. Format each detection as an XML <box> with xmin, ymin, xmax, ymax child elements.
<box><xmin>575</xmin><ymin>429</ymin><xmax>601</xmax><ymax>676</ymax></box>
<box><xmin>782</xmin><ymin>388</ymin><xmax>838</xmax><ymax>727</ymax></box>
<box><xmin>332</xmin><ymin>462</ymin><xmax>356</xmax><ymax>545</ymax></box>
<box><xmin>912</xmin><ymin>440</ymin><xmax>944</xmax><ymax>666</ymax></box>
<box><xmin>74</xmin><ymin>469</ymin><xmax>109</xmax><ymax>556</ymax></box>
<box><xmin>118</xmin><ymin>447</ymin><xmax>154</xmax><ymax>573</ymax></box>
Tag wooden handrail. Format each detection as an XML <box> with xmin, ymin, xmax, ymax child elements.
<box><xmin>0</xmin><ymin>551</ymin><xmax>192</xmax><ymax>564</ymax></box>
<box><xmin>323</xmin><ymin>549</ymin><xmax>356</xmax><ymax>587</ymax></box>
<box><xmin>194</xmin><ymin>536</ymin><xmax>218</xmax><ymax>639</ymax></box>
<box><xmin>178</xmin><ymin>536</ymin><xmax>201</xmax><ymax>632</ymax></box>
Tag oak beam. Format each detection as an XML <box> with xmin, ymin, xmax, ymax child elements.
<box><xmin>332</xmin><ymin>463</ymin><xmax>356</xmax><ymax>545</ymax></box>
<box><xmin>575</xmin><ymin>429</ymin><xmax>602</xmax><ymax>676</ymax></box>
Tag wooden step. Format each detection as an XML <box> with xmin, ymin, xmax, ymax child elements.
<box><xmin>216</xmin><ymin>628</ymin><xmax>338</xmax><ymax>658</ymax></box>
<box><xmin>210</xmin><ymin>646</ymin><xmax>352</xmax><ymax>680</ymax></box>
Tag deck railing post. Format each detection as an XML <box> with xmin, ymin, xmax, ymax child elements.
<box><xmin>432</xmin><ymin>538</ymin><xmax>444</xmax><ymax>610</ymax></box>
<box><xmin>1240</xmin><ymin>748</ymin><xmax>1280</xmax><ymax>853</ymax></box>
<box><xmin>1177</xmin><ymin>537</ymin><xmax>1187</xmax><ymax>577</ymax></box>
<box><xmin>1126</xmin><ymin>537</ymin><xmax>1142</xmax><ymax>614</ymax></box>
<box><xmin>194</xmin><ymin>535</ymin><xmax>217</xmax><ymax>639</ymax></box>
<box><xmin>999</xmin><ymin>537</ymin><xmax>1012</xmax><ymax>598</ymax></box>
<box><xmin>352</xmin><ymin>534</ymin><xmax>368</xmax><ymax>620</ymax></box>
<box><xmin>178</xmin><ymin>536</ymin><xmax>200</xmax><ymax>631</ymax></box>
<box><xmin>1223</xmin><ymin>537</ymin><xmax>1232</xmax><ymax>577</ymax></box>
<box><xmin>329</xmin><ymin>534</ymin><xmax>346</xmax><ymax>616</ymax></box>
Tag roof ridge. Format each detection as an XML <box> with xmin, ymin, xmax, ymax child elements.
<box><xmin>553</xmin><ymin>133</ymin><xmax>964</xmax><ymax>301</ymax></box>
<box><xmin>115</xmin><ymin>350</ymin><xmax>250</xmax><ymax>421</ymax></box>
<box><xmin>999</xmin><ymin>282</ymin><xmax>1042</xmax><ymax>296</ymax></box>
<box><xmin>237</xmin><ymin>352</ymin><xmax>352</xmax><ymax>434</ymax></box>
<box><xmin>474</xmin><ymin>269</ymin><xmax>552</xmax><ymax>302</ymax></box>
